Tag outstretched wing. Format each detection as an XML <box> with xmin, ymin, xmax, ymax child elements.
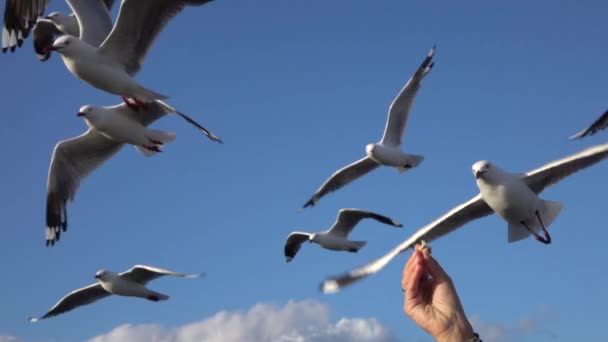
<box><xmin>284</xmin><ymin>232</ymin><xmax>312</xmax><ymax>262</ymax></box>
<box><xmin>303</xmin><ymin>157</ymin><xmax>380</xmax><ymax>208</ymax></box>
<box><xmin>380</xmin><ymin>46</ymin><xmax>435</xmax><ymax>147</ymax></box>
<box><xmin>120</xmin><ymin>265</ymin><xmax>201</xmax><ymax>285</ymax></box>
<box><xmin>46</xmin><ymin>129</ymin><xmax>123</xmax><ymax>246</ymax></box>
<box><xmin>524</xmin><ymin>143</ymin><xmax>608</xmax><ymax>194</ymax></box>
<box><xmin>98</xmin><ymin>0</ymin><xmax>215</xmax><ymax>75</ymax></box>
<box><xmin>2</xmin><ymin>0</ymin><xmax>50</xmax><ymax>52</ymax></box>
<box><xmin>320</xmin><ymin>194</ymin><xmax>493</xmax><ymax>293</ymax></box>
<box><xmin>569</xmin><ymin>110</ymin><xmax>608</xmax><ymax>140</ymax></box>
<box><xmin>29</xmin><ymin>283</ymin><xmax>110</xmax><ymax>322</ymax></box>
<box><xmin>328</xmin><ymin>208</ymin><xmax>403</xmax><ymax>238</ymax></box>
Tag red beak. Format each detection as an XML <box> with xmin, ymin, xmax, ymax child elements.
<box><xmin>77</xmin><ymin>112</ymin><xmax>85</xmax><ymax>117</ymax></box>
<box><xmin>475</xmin><ymin>170</ymin><xmax>486</xmax><ymax>179</ymax></box>
<box><xmin>43</xmin><ymin>46</ymin><xmax>55</xmax><ymax>53</ymax></box>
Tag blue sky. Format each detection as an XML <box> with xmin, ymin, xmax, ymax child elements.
<box><xmin>1</xmin><ymin>0</ymin><xmax>607</xmax><ymax>341</ymax></box>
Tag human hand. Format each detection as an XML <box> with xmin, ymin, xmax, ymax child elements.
<box><xmin>402</xmin><ymin>243</ymin><xmax>474</xmax><ymax>342</ymax></box>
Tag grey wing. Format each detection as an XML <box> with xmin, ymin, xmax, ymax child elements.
<box><xmin>320</xmin><ymin>194</ymin><xmax>493</xmax><ymax>293</ymax></box>
<box><xmin>111</xmin><ymin>102</ymin><xmax>169</xmax><ymax>127</ymax></box>
<box><xmin>98</xmin><ymin>0</ymin><xmax>215</xmax><ymax>76</ymax></box>
<box><xmin>65</xmin><ymin>0</ymin><xmax>112</xmax><ymax>46</ymax></box>
<box><xmin>120</xmin><ymin>265</ymin><xmax>200</xmax><ymax>285</ymax></box>
<box><xmin>284</xmin><ymin>232</ymin><xmax>311</xmax><ymax>262</ymax></box>
<box><xmin>524</xmin><ymin>143</ymin><xmax>608</xmax><ymax>194</ymax></box>
<box><xmin>103</xmin><ymin>0</ymin><xmax>117</xmax><ymax>11</ymax></box>
<box><xmin>303</xmin><ymin>156</ymin><xmax>380</xmax><ymax>208</ymax></box>
<box><xmin>380</xmin><ymin>46</ymin><xmax>435</xmax><ymax>147</ymax></box>
<box><xmin>29</xmin><ymin>283</ymin><xmax>110</xmax><ymax>322</ymax></box>
<box><xmin>32</xmin><ymin>18</ymin><xmax>61</xmax><ymax>60</ymax></box>
<box><xmin>46</xmin><ymin>129</ymin><xmax>123</xmax><ymax>246</ymax></box>
<box><xmin>569</xmin><ymin>110</ymin><xmax>608</xmax><ymax>140</ymax></box>
<box><xmin>2</xmin><ymin>0</ymin><xmax>50</xmax><ymax>52</ymax></box>
<box><xmin>328</xmin><ymin>208</ymin><xmax>403</xmax><ymax>238</ymax></box>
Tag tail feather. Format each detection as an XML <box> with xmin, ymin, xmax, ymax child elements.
<box><xmin>346</xmin><ymin>240</ymin><xmax>367</xmax><ymax>253</ymax></box>
<box><xmin>508</xmin><ymin>200</ymin><xmax>562</xmax><ymax>243</ymax></box>
<box><xmin>145</xmin><ymin>129</ymin><xmax>176</xmax><ymax>144</ymax></box>
<box><xmin>395</xmin><ymin>154</ymin><xmax>424</xmax><ymax>173</ymax></box>
<box><xmin>134</xmin><ymin>145</ymin><xmax>160</xmax><ymax>157</ymax></box>
<box><xmin>146</xmin><ymin>291</ymin><xmax>169</xmax><ymax>302</ymax></box>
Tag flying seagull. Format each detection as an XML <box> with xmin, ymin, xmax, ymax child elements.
<box><xmin>45</xmin><ymin>100</ymin><xmax>222</xmax><ymax>246</ymax></box>
<box><xmin>320</xmin><ymin>143</ymin><xmax>608</xmax><ymax>293</ymax></box>
<box><xmin>2</xmin><ymin>0</ymin><xmax>115</xmax><ymax>60</ymax></box>
<box><xmin>29</xmin><ymin>265</ymin><xmax>203</xmax><ymax>322</ymax></box>
<box><xmin>570</xmin><ymin>109</ymin><xmax>608</xmax><ymax>140</ymax></box>
<box><xmin>284</xmin><ymin>208</ymin><xmax>403</xmax><ymax>262</ymax></box>
<box><xmin>302</xmin><ymin>46</ymin><xmax>435</xmax><ymax>208</ymax></box>
<box><xmin>45</xmin><ymin>0</ymin><xmax>215</xmax><ymax>108</ymax></box>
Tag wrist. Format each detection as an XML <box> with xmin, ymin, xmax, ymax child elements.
<box><xmin>434</xmin><ymin>317</ymin><xmax>474</xmax><ymax>342</ymax></box>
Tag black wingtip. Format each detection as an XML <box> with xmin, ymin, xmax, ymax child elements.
<box><xmin>303</xmin><ymin>198</ymin><xmax>315</xmax><ymax>208</ymax></box>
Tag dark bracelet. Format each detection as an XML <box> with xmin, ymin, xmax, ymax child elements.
<box><xmin>468</xmin><ymin>332</ymin><xmax>482</xmax><ymax>342</ymax></box>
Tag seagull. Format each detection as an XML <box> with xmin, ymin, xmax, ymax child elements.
<box><xmin>320</xmin><ymin>143</ymin><xmax>608</xmax><ymax>293</ymax></box>
<box><xmin>2</xmin><ymin>0</ymin><xmax>115</xmax><ymax>60</ymax></box>
<box><xmin>570</xmin><ymin>109</ymin><xmax>608</xmax><ymax>140</ymax></box>
<box><xmin>45</xmin><ymin>0</ymin><xmax>215</xmax><ymax>108</ymax></box>
<box><xmin>29</xmin><ymin>265</ymin><xmax>203</xmax><ymax>322</ymax></box>
<box><xmin>45</xmin><ymin>100</ymin><xmax>222</xmax><ymax>246</ymax></box>
<box><xmin>302</xmin><ymin>46</ymin><xmax>435</xmax><ymax>208</ymax></box>
<box><xmin>284</xmin><ymin>208</ymin><xmax>403</xmax><ymax>262</ymax></box>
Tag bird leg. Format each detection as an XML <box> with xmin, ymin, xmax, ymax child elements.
<box><xmin>142</xmin><ymin>145</ymin><xmax>162</xmax><ymax>153</ymax></box>
<box><xmin>521</xmin><ymin>211</ymin><xmax>551</xmax><ymax>244</ymax></box>
<box><xmin>132</xmin><ymin>97</ymin><xmax>149</xmax><ymax>110</ymax></box>
<box><xmin>122</xmin><ymin>97</ymin><xmax>141</xmax><ymax>111</ymax></box>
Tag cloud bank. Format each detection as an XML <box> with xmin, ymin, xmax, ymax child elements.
<box><xmin>87</xmin><ymin>300</ymin><xmax>398</xmax><ymax>342</ymax></box>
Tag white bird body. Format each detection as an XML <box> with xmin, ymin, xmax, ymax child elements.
<box><xmin>473</xmin><ymin>160</ymin><xmax>562</xmax><ymax>242</ymax></box>
<box><xmin>366</xmin><ymin>143</ymin><xmax>424</xmax><ymax>172</ymax></box>
<box><xmin>320</xmin><ymin>143</ymin><xmax>608</xmax><ymax>294</ymax></box>
<box><xmin>284</xmin><ymin>208</ymin><xmax>403</xmax><ymax>262</ymax></box>
<box><xmin>311</xmin><ymin>232</ymin><xmax>365</xmax><ymax>252</ymax></box>
<box><xmin>97</xmin><ymin>271</ymin><xmax>165</xmax><ymax>300</ymax></box>
<box><xmin>30</xmin><ymin>265</ymin><xmax>202</xmax><ymax>321</ymax></box>
<box><xmin>79</xmin><ymin>104</ymin><xmax>176</xmax><ymax>156</ymax></box>
<box><xmin>303</xmin><ymin>46</ymin><xmax>435</xmax><ymax>207</ymax></box>
<box><xmin>54</xmin><ymin>37</ymin><xmax>161</xmax><ymax>101</ymax></box>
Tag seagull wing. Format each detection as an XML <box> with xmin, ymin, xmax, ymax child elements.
<box><xmin>46</xmin><ymin>129</ymin><xmax>123</xmax><ymax>246</ymax></box>
<box><xmin>569</xmin><ymin>110</ymin><xmax>608</xmax><ymax>140</ymax></box>
<box><xmin>303</xmin><ymin>156</ymin><xmax>380</xmax><ymax>208</ymax></box>
<box><xmin>66</xmin><ymin>0</ymin><xmax>112</xmax><ymax>46</ymax></box>
<box><xmin>320</xmin><ymin>194</ymin><xmax>493</xmax><ymax>293</ymax></box>
<box><xmin>380</xmin><ymin>46</ymin><xmax>435</xmax><ymax>147</ymax></box>
<box><xmin>284</xmin><ymin>232</ymin><xmax>312</xmax><ymax>262</ymax></box>
<box><xmin>524</xmin><ymin>143</ymin><xmax>608</xmax><ymax>194</ymax></box>
<box><xmin>120</xmin><ymin>265</ymin><xmax>201</xmax><ymax>285</ymax></box>
<box><xmin>2</xmin><ymin>0</ymin><xmax>49</xmax><ymax>52</ymax></box>
<box><xmin>98</xmin><ymin>0</ymin><xmax>215</xmax><ymax>76</ymax></box>
<box><xmin>29</xmin><ymin>283</ymin><xmax>110</xmax><ymax>322</ymax></box>
<box><xmin>328</xmin><ymin>208</ymin><xmax>403</xmax><ymax>238</ymax></box>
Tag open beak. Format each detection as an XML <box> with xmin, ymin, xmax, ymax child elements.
<box><xmin>77</xmin><ymin>112</ymin><xmax>85</xmax><ymax>117</ymax></box>
<box><xmin>94</xmin><ymin>275</ymin><xmax>100</xmax><ymax>279</ymax></box>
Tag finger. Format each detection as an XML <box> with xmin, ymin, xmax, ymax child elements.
<box><xmin>420</xmin><ymin>248</ymin><xmax>451</xmax><ymax>284</ymax></box>
<box><xmin>405</xmin><ymin>255</ymin><xmax>424</xmax><ymax>303</ymax></box>
<box><xmin>402</xmin><ymin>249</ymin><xmax>421</xmax><ymax>286</ymax></box>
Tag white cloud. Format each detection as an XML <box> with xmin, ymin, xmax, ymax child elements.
<box><xmin>87</xmin><ymin>300</ymin><xmax>399</xmax><ymax>342</ymax></box>
<box><xmin>470</xmin><ymin>306</ymin><xmax>558</xmax><ymax>342</ymax></box>
<box><xmin>0</xmin><ymin>337</ymin><xmax>26</xmax><ymax>342</ymax></box>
